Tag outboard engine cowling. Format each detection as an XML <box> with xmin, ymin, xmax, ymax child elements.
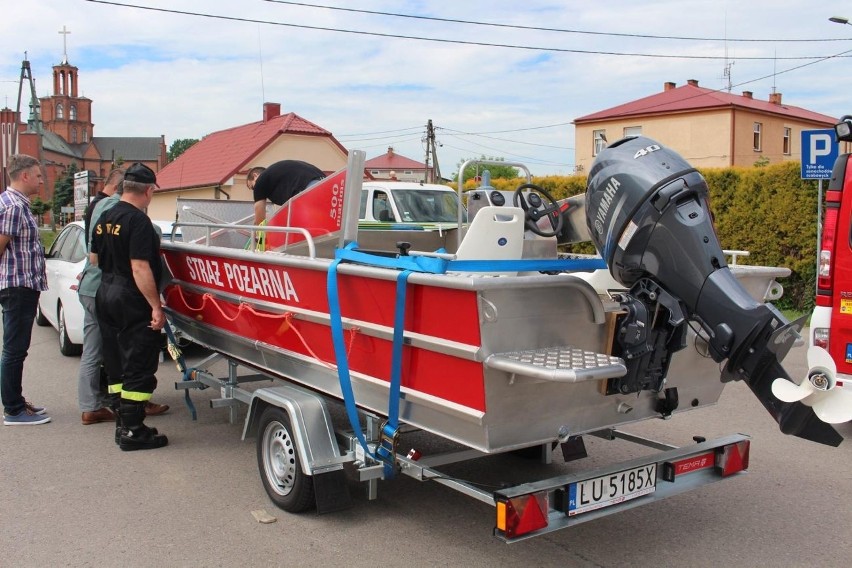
<box><xmin>586</xmin><ymin>136</ymin><xmax>842</xmax><ymax>446</ymax></box>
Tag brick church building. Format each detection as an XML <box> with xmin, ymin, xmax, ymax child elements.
<box><xmin>1</xmin><ymin>54</ymin><xmax>166</xmax><ymax>222</ymax></box>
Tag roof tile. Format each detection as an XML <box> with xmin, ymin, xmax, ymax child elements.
<box><xmin>155</xmin><ymin>112</ymin><xmax>339</xmax><ymax>190</ymax></box>
<box><xmin>574</xmin><ymin>83</ymin><xmax>837</xmax><ymax>125</ymax></box>
<box><xmin>365</xmin><ymin>151</ymin><xmax>427</xmax><ymax>170</ymax></box>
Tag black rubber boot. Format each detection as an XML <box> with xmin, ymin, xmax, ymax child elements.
<box><xmin>112</xmin><ymin>396</ymin><xmax>158</xmax><ymax>444</ymax></box>
<box><xmin>118</xmin><ymin>402</ymin><xmax>168</xmax><ymax>451</ymax></box>
<box><xmin>109</xmin><ymin>394</ymin><xmax>122</xmax><ymax>445</ymax></box>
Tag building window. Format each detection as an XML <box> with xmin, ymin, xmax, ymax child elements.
<box><xmin>82</xmin><ymin>128</ymin><xmax>88</xmax><ymax>142</ymax></box>
<box><xmin>404</xmin><ymin>171</ymin><xmax>413</xmax><ymax>175</ymax></box>
<box><xmin>371</xmin><ymin>170</ymin><xmax>380</xmax><ymax>175</ymax></box>
<box><xmin>753</xmin><ymin>122</ymin><xmax>762</xmax><ymax>151</ymax></box>
<box><xmin>624</xmin><ymin>126</ymin><xmax>642</xmax><ymax>137</ymax></box>
<box><xmin>56</xmin><ymin>103</ymin><xmax>64</xmax><ymax>119</ymax></box>
<box><xmin>71</xmin><ymin>128</ymin><xmax>77</xmax><ymax>143</ymax></box>
<box><xmin>783</xmin><ymin>127</ymin><xmax>791</xmax><ymax>155</ymax></box>
<box><xmin>70</xmin><ymin>105</ymin><xmax>77</xmax><ymax>120</ymax></box>
<box><xmin>593</xmin><ymin>129</ymin><xmax>607</xmax><ymax>156</ymax></box>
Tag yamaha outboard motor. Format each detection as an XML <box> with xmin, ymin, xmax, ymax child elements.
<box><xmin>586</xmin><ymin>136</ymin><xmax>842</xmax><ymax>446</ymax></box>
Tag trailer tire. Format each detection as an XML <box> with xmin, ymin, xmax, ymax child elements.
<box><xmin>256</xmin><ymin>406</ymin><xmax>315</xmax><ymax>513</ymax></box>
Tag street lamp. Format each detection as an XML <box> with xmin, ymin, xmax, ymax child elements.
<box><xmin>829</xmin><ymin>16</ymin><xmax>850</xmax><ymax>25</ymax></box>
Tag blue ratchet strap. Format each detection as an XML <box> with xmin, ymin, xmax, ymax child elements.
<box><xmin>327</xmin><ymin>258</ymin><xmax>377</xmax><ymax>462</ymax></box>
<box><xmin>335</xmin><ymin>241</ymin><xmax>448</xmax><ymax>273</ymax></box>
<box><xmin>446</xmin><ymin>257</ymin><xmax>606</xmax><ymax>272</ymax></box>
<box><xmin>163</xmin><ymin>321</ymin><xmax>198</xmax><ymax>421</ymax></box>
<box><xmin>335</xmin><ymin>241</ymin><xmax>606</xmax><ymax>274</ymax></box>
<box><xmin>375</xmin><ymin>269</ymin><xmax>412</xmax><ymax>479</ymax></box>
<box><xmin>326</xmin><ymin>243</ymin><xmax>606</xmax><ymax>473</ymax></box>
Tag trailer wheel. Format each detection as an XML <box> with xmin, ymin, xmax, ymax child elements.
<box><xmin>256</xmin><ymin>407</ymin><xmax>315</xmax><ymax>513</ymax></box>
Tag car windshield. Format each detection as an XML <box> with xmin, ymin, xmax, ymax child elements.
<box><xmin>390</xmin><ymin>190</ymin><xmax>465</xmax><ymax>223</ymax></box>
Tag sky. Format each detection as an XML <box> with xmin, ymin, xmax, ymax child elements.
<box><xmin>2</xmin><ymin>0</ymin><xmax>852</xmax><ymax>177</ymax></box>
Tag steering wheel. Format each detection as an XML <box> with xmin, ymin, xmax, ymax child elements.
<box><xmin>512</xmin><ymin>183</ymin><xmax>564</xmax><ymax>238</ymax></box>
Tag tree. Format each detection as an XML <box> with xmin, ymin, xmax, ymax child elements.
<box><xmin>168</xmin><ymin>138</ymin><xmax>200</xmax><ymax>162</ymax></box>
<box><xmin>52</xmin><ymin>162</ymin><xmax>79</xmax><ymax>221</ymax></box>
<box><xmin>453</xmin><ymin>156</ymin><xmax>519</xmax><ymax>182</ymax></box>
<box><xmin>30</xmin><ymin>196</ymin><xmax>51</xmax><ymax>219</ymax></box>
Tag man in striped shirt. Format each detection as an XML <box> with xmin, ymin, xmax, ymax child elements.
<box><xmin>0</xmin><ymin>154</ymin><xmax>50</xmax><ymax>425</ymax></box>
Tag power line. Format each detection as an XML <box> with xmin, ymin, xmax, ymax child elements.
<box><xmin>440</xmin><ymin>121</ymin><xmax>574</xmax><ymax>135</ymax></box>
<box><xmin>341</xmin><ymin>136</ymin><xmax>422</xmax><ymax>151</ymax></box>
<box><xmin>336</xmin><ymin>125</ymin><xmax>424</xmax><ymax>138</ymax></box>
<box><xmin>337</xmin><ymin>131</ymin><xmax>425</xmax><ymax>143</ymax></box>
<box><xmin>440</xmin><ymin>137</ymin><xmax>573</xmax><ymax>167</ymax></box>
<box><xmin>598</xmin><ymin>46</ymin><xmax>852</xmax><ymax>120</ymax></box>
<box><xmin>263</xmin><ymin>0</ymin><xmax>852</xmax><ymax>43</ymax></box>
<box><xmin>438</xmin><ymin>127</ymin><xmax>572</xmax><ymax>150</ymax></box>
<box><xmin>82</xmin><ymin>1</ymin><xmax>852</xmax><ymax>61</ymax></box>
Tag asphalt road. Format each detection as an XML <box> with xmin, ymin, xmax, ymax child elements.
<box><xmin>1</xmin><ymin>323</ymin><xmax>850</xmax><ymax>568</ymax></box>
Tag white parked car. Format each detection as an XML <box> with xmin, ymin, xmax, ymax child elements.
<box><xmin>36</xmin><ymin>221</ymin><xmax>86</xmax><ymax>356</ymax></box>
<box><xmin>150</xmin><ymin>219</ymin><xmax>182</xmax><ymax>241</ymax></box>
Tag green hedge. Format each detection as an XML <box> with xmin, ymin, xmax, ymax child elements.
<box><xmin>703</xmin><ymin>162</ymin><xmax>818</xmax><ymax>312</ymax></box>
<box><xmin>457</xmin><ymin>161</ymin><xmax>819</xmax><ymax>311</ymax></box>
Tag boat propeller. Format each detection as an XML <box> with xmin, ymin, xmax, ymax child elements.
<box><xmin>771</xmin><ymin>347</ymin><xmax>852</xmax><ymax>424</ymax></box>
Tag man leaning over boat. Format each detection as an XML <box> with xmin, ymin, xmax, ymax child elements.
<box><xmin>250</xmin><ymin>159</ymin><xmax>325</xmax><ymax>226</ymax></box>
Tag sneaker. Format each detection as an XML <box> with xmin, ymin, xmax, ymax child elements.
<box><xmin>4</xmin><ymin>408</ymin><xmax>52</xmax><ymax>426</ymax></box>
<box><xmin>24</xmin><ymin>401</ymin><xmax>46</xmax><ymax>415</ymax></box>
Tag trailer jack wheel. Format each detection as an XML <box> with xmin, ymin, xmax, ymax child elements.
<box><xmin>257</xmin><ymin>407</ymin><xmax>315</xmax><ymax>512</ymax></box>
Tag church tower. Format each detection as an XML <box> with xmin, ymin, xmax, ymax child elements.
<box><xmin>39</xmin><ymin>29</ymin><xmax>94</xmax><ymax>145</ymax></box>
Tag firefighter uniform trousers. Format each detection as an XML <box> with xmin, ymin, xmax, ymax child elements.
<box><xmin>96</xmin><ymin>273</ymin><xmax>160</xmax><ymax>407</ymax></box>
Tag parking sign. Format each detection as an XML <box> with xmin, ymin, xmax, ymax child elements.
<box><xmin>801</xmin><ymin>129</ymin><xmax>839</xmax><ymax>179</ymax></box>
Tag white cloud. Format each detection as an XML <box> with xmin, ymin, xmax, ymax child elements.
<box><xmin>2</xmin><ymin>0</ymin><xmax>852</xmax><ymax>176</ymax></box>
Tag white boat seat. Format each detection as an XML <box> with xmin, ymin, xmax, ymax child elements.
<box><xmin>455</xmin><ymin>206</ymin><xmax>525</xmax><ymax>275</ymax></box>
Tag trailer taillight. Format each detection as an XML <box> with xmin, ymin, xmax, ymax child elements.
<box><xmin>495</xmin><ymin>492</ymin><xmax>548</xmax><ymax>539</ymax></box>
<box><xmin>715</xmin><ymin>440</ymin><xmax>750</xmax><ymax>477</ymax></box>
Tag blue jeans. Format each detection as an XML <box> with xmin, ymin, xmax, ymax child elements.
<box><xmin>0</xmin><ymin>287</ymin><xmax>40</xmax><ymax>415</ymax></box>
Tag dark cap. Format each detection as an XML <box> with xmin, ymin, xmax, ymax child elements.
<box><xmin>124</xmin><ymin>162</ymin><xmax>159</xmax><ymax>187</ymax></box>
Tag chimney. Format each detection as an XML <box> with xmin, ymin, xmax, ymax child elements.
<box><xmin>687</xmin><ymin>79</ymin><xmax>699</xmax><ymax>87</ymax></box>
<box><xmin>769</xmin><ymin>92</ymin><xmax>782</xmax><ymax>105</ymax></box>
<box><xmin>664</xmin><ymin>81</ymin><xmax>676</xmax><ymax>91</ymax></box>
<box><xmin>387</xmin><ymin>146</ymin><xmax>394</xmax><ymax>158</ymax></box>
<box><xmin>263</xmin><ymin>102</ymin><xmax>281</xmax><ymax>122</ymax></box>
<box><xmin>742</xmin><ymin>91</ymin><xmax>753</xmax><ymax>99</ymax></box>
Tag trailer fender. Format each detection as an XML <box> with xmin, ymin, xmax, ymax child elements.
<box><xmin>243</xmin><ymin>384</ymin><xmax>347</xmax><ymax>476</ymax></box>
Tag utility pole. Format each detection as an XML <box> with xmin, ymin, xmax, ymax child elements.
<box><xmin>423</xmin><ymin>120</ymin><xmax>431</xmax><ymax>183</ymax></box>
<box><xmin>424</xmin><ymin>119</ymin><xmax>441</xmax><ymax>183</ymax></box>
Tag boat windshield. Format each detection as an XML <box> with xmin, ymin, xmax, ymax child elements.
<box><xmin>390</xmin><ymin>190</ymin><xmax>466</xmax><ymax>223</ymax></box>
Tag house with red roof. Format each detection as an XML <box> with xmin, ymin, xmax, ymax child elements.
<box><xmin>364</xmin><ymin>147</ymin><xmax>432</xmax><ymax>182</ymax></box>
<box><xmin>148</xmin><ymin>103</ymin><xmax>348</xmax><ymax>220</ymax></box>
<box><xmin>573</xmin><ymin>79</ymin><xmax>839</xmax><ymax>172</ymax></box>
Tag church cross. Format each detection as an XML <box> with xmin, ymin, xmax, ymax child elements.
<box><xmin>59</xmin><ymin>25</ymin><xmax>71</xmax><ymax>64</ymax></box>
